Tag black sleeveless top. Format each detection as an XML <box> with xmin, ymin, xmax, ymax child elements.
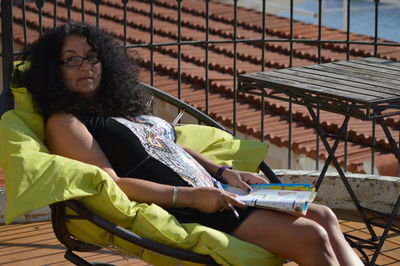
<box><xmin>77</xmin><ymin>113</ymin><xmax>183</xmax><ymax>185</ymax></box>
<box><xmin>76</xmin><ymin>113</ymin><xmax>254</xmax><ymax>234</ymax></box>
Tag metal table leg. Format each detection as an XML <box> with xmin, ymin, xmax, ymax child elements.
<box><xmin>306</xmin><ymin>106</ymin><xmax>388</xmax><ymax>265</ymax></box>
<box><xmin>307</xmin><ymin>106</ymin><xmax>377</xmax><ymax>234</ymax></box>
<box><xmin>366</xmin><ymin>115</ymin><xmax>400</xmax><ymax>265</ymax></box>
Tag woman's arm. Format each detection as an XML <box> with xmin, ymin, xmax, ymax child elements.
<box><xmin>182</xmin><ymin>147</ymin><xmax>268</xmax><ymax>192</ymax></box>
<box><xmin>45</xmin><ymin>113</ymin><xmax>245</xmax><ymax>213</ymax></box>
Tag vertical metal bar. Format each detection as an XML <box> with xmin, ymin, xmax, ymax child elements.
<box><xmin>261</xmin><ymin>0</ymin><xmax>266</xmax><ymax>72</ymax></box>
<box><xmin>1</xmin><ymin>0</ymin><xmax>14</xmax><ymax>114</ymax></box>
<box><xmin>233</xmin><ymin>0</ymin><xmax>238</xmax><ymax>136</ymax></box>
<box><xmin>316</xmin><ymin>0</ymin><xmax>323</xmax><ymax>170</ymax></box>
<box><xmin>150</xmin><ymin>0</ymin><xmax>155</xmax><ymax>86</ymax></box>
<box><xmin>288</xmin><ymin>0</ymin><xmax>294</xmax><ymax>168</ymax></box>
<box><xmin>373</xmin><ymin>0</ymin><xmax>380</xmax><ymax>56</ymax></box>
<box><xmin>94</xmin><ymin>0</ymin><xmax>101</xmax><ymax>27</ymax></box>
<box><xmin>122</xmin><ymin>0</ymin><xmax>128</xmax><ymax>47</ymax></box>
<box><xmin>205</xmin><ymin>0</ymin><xmax>210</xmax><ymax>115</ymax></box>
<box><xmin>65</xmin><ymin>0</ymin><xmax>72</xmax><ymax>21</ymax></box>
<box><xmin>22</xmin><ymin>0</ymin><xmax>28</xmax><ymax>46</ymax></box>
<box><xmin>36</xmin><ymin>0</ymin><xmax>44</xmax><ymax>37</ymax></box>
<box><xmin>316</xmin><ymin>102</ymin><xmax>320</xmax><ymax>170</ymax></box>
<box><xmin>398</xmin><ymin>127</ymin><xmax>400</xmax><ymax>176</ymax></box>
<box><xmin>344</xmin><ymin>122</ymin><xmax>348</xmax><ymax>173</ymax></box>
<box><xmin>344</xmin><ymin>0</ymin><xmax>351</xmax><ymax>172</ymax></box>
<box><xmin>346</xmin><ymin>0</ymin><xmax>351</xmax><ymax>60</ymax></box>
<box><xmin>177</xmin><ymin>0</ymin><xmax>182</xmax><ymax>99</ymax></box>
<box><xmin>289</xmin><ymin>0</ymin><xmax>294</xmax><ymax>67</ymax></box>
<box><xmin>371</xmin><ymin>120</ymin><xmax>376</xmax><ymax>174</ymax></box>
<box><xmin>53</xmin><ymin>0</ymin><xmax>58</xmax><ymax>28</ymax></box>
<box><xmin>288</xmin><ymin>102</ymin><xmax>292</xmax><ymax>169</ymax></box>
<box><xmin>260</xmin><ymin>0</ymin><xmax>266</xmax><ymax>142</ymax></box>
<box><xmin>81</xmin><ymin>0</ymin><xmax>85</xmax><ymax>22</ymax></box>
<box><xmin>317</xmin><ymin>0</ymin><xmax>322</xmax><ymax>64</ymax></box>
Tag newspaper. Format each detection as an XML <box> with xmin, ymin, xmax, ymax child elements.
<box><xmin>222</xmin><ymin>183</ymin><xmax>316</xmax><ymax>215</ymax></box>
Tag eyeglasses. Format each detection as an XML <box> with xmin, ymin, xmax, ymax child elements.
<box><xmin>59</xmin><ymin>54</ymin><xmax>100</xmax><ymax>67</ymax></box>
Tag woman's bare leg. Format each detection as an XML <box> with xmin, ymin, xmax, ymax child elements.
<box><xmin>232</xmin><ymin>208</ymin><xmax>340</xmax><ymax>266</ymax></box>
<box><xmin>300</xmin><ymin>204</ymin><xmax>364</xmax><ymax>266</ymax></box>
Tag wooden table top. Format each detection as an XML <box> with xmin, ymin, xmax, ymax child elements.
<box><xmin>238</xmin><ymin>57</ymin><xmax>400</xmax><ymax>120</ymax></box>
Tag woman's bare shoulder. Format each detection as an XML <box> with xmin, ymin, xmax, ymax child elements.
<box><xmin>45</xmin><ymin>112</ymin><xmax>87</xmax><ymax>145</ymax></box>
<box><xmin>44</xmin><ymin>112</ymin><xmax>117</xmax><ymax>178</ymax></box>
<box><xmin>45</xmin><ymin>112</ymin><xmax>84</xmax><ymax>133</ymax></box>
<box><xmin>46</xmin><ymin>112</ymin><xmax>76</xmax><ymax>126</ymax></box>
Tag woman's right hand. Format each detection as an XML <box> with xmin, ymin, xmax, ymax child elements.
<box><xmin>191</xmin><ymin>187</ymin><xmax>246</xmax><ymax>214</ymax></box>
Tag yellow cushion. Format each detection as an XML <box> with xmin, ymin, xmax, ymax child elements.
<box><xmin>176</xmin><ymin>124</ymin><xmax>268</xmax><ymax>172</ymax></box>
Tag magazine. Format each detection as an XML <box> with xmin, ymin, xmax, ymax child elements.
<box><xmin>222</xmin><ymin>183</ymin><xmax>316</xmax><ymax>215</ymax></box>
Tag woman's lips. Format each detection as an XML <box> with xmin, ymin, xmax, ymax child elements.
<box><xmin>77</xmin><ymin>77</ymin><xmax>94</xmax><ymax>82</ymax></box>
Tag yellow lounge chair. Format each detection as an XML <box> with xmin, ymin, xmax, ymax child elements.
<box><xmin>0</xmin><ymin>73</ymin><xmax>284</xmax><ymax>265</ymax></box>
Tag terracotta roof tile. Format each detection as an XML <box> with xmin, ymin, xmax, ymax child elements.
<box><xmin>6</xmin><ymin>0</ymin><xmax>400</xmax><ymax>176</ymax></box>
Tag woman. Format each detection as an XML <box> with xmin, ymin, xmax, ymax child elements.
<box><xmin>21</xmin><ymin>22</ymin><xmax>363</xmax><ymax>266</ymax></box>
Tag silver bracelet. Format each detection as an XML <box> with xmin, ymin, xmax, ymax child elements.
<box><xmin>172</xmin><ymin>186</ymin><xmax>178</xmax><ymax>207</ymax></box>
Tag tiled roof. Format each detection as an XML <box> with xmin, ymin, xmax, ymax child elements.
<box><xmin>3</xmin><ymin>0</ymin><xmax>400</xmax><ymax>179</ymax></box>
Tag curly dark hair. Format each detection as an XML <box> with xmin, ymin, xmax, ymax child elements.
<box><xmin>19</xmin><ymin>21</ymin><xmax>147</xmax><ymax>119</ymax></box>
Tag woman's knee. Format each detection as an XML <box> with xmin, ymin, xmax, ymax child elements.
<box><xmin>310</xmin><ymin>204</ymin><xmax>339</xmax><ymax>226</ymax></box>
<box><xmin>297</xmin><ymin>222</ymin><xmax>339</xmax><ymax>265</ymax></box>
<box><xmin>301</xmin><ymin>221</ymin><xmax>331</xmax><ymax>249</ymax></box>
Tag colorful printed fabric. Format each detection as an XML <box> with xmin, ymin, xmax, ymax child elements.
<box><xmin>115</xmin><ymin>116</ymin><xmax>221</xmax><ymax>188</ymax></box>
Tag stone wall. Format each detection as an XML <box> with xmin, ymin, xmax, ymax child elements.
<box><xmin>274</xmin><ymin>169</ymin><xmax>400</xmax><ymax>214</ymax></box>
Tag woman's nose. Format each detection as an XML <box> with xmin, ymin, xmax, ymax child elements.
<box><xmin>79</xmin><ymin>59</ymin><xmax>92</xmax><ymax>70</ymax></box>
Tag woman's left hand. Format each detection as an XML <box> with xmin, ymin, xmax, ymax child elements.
<box><xmin>221</xmin><ymin>169</ymin><xmax>268</xmax><ymax>193</ymax></box>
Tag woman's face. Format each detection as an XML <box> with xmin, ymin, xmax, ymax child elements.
<box><xmin>60</xmin><ymin>35</ymin><xmax>102</xmax><ymax>94</ymax></box>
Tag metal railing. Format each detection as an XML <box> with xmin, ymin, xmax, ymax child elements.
<box><xmin>2</xmin><ymin>0</ymin><xmax>400</xmax><ymax>175</ymax></box>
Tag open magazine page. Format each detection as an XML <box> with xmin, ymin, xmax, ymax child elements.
<box><xmin>222</xmin><ymin>183</ymin><xmax>317</xmax><ymax>215</ymax></box>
